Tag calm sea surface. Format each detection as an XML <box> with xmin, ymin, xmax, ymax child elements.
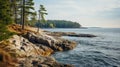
<box><xmin>43</xmin><ymin>28</ymin><xmax>120</xmax><ymax>67</ymax></box>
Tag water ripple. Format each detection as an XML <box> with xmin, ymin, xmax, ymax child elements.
<box><xmin>49</xmin><ymin>28</ymin><xmax>120</xmax><ymax>67</ymax></box>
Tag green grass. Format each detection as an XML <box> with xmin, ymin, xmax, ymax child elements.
<box><xmin>0</xmin><ymin>24</ymin><xmax>16</xmax><ymax>41</ymax></box>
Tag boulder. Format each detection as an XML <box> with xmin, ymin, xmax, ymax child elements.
<box><xmin>4</xmin><ymin>35</ymin><xmax>53</xmax><ymax>57</ymax></box>
<box><xmin>24</xmin><ymin>32</ymin><xmax>76</xmax><ymax>52</ymax></box>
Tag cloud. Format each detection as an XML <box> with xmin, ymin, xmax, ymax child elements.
<box><xmin>95</xmin><ymin>8</ymin><xmax>120</xmax><ymax>19</ymax></box>
<box><xmin>34</xmin><ymin>0</ymin><xmax>120</xmax><ymax>28</ymax></box>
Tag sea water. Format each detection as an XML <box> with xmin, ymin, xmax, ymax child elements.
<box><xmin>44</xmin><ymin>28</ymin><xmax>120</xmax><ymax>67</ymax></box>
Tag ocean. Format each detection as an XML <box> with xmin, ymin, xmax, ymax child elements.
<box><xmin>43</xmin><ymin>28</ymin><xmax>120</xmax><ymax>67</ymax></box>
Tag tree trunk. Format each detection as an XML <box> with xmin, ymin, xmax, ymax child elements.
<box><xmin>14</xmin><ymin>1</ymin><xmax>17</xmax><ymax>24</ymax></box>
<box><xmin>37</xmin><ymin>27</ymin><xmax>39</xmax><ymax>33</ymax></box>
<box><xmin>37</xmin><ymin>10</ymin><xmax>41</xmax><ymax>33</ymax></box>
<box><xmin>22</xmin><ymin>0</ymin><xmax>25</xmax><ymax>30</ymax></box>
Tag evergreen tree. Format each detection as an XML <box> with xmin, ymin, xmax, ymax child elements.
<box><xmin>10</xmin><ymin>0</ymin><xmax>21</xmax><ymax>24</ymax></box>
<box><xmin>21</xmin><ymin>0</ymin><xmax>35</xmax><ymax>29</ymax></box>
<box><xmin>0</xmin><ymin>0</ymin><xmax>12</xmax><ymax>24</ymax></box>
<box><xmin>25</xmin><ymin>0</ymin><xmax>35</xmax><ymax>25</ymax></box>
<box><xmin>22</xmin><ymin>0</ymin><xmax>25</xmax><ymax>29</ymax></box>
<box><xmin>40</xmin><ymin>5</ymin><xmax>48</xmax><ymax>22</ymax></box>
<box><xmin>0</xmin><ymin>0</ymin><xmax>15</xmax><ymax>41</ymax></box>
<box><xmin>37</xmin><ymin>5</ymin><xmax>47</xmax><ymax>33</ymax></box>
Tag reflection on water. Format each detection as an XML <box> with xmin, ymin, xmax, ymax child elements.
<box><xmin>44</xmin><ymin>28</ymin><xmax>120</xmax><ymax>67</ymax></box>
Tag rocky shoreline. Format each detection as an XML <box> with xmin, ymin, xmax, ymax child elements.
<box><xmin>0</xmin><ymin>25</ymin><xmax>76</xmax><ymax>67</ymax></box>
<box><xmin>45</xmin><ymin>31</ymin><xmax>96</xmax><ymax>37</ymax></box>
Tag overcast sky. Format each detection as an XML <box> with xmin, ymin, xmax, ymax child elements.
<box><xmin>34</xmin><ymin>0</ymin><xmax>120</xmax><ymax>28</ymax></box>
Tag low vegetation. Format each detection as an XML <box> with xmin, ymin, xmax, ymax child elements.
<box><xmin>0</xmin><ymin>24</ymin><xmax>16</xmax><ymax>41</ymax></box>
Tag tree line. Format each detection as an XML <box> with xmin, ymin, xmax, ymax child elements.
<box><xmin>35</xmin><ymin>20</ymin><xmax>81</xmax><ymax>28</ymax></box>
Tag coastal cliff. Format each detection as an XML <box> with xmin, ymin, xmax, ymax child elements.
<box><xmin>0</xmin><ymin>24</ymin><xmax>76</xmax><ymax>67</ymax></box>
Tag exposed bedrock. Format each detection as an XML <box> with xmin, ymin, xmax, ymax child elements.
<box><xmin>24</xmin><ymin>32</ymin><xmax>76</xmax><ymax>52</ymax></box>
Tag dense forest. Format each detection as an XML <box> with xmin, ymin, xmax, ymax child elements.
<box><xmin>35</xmin><ymin>20</ymin><xmax>81</xmax><ymax>28</ymax></box>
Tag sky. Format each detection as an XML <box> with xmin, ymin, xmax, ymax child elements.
<box><xmin>34</xmin><ymin>0</ymin><xmax>120</xmax><ymax>28</ymax></box>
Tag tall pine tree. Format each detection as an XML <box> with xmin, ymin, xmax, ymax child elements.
<box><xmin>37</xmin><ymin>5</ymin><xmax>47</xmax><ymax>33</ymax></box>
<box><xmin>10</xmin><ymin>0</ymin><xmax>21</xmax><ymax>24</ymax></box>
<box><xmin>25</xmin><ymin>0</ymin><xmax>35</xmax><ymax>25</ymax></box>
<box><xmin>0</xmin><ymin>0</ymin><xmax>12</xmax><ymax>24</ymax></box>
<box><xmin>21</xmin><ymin>0</ymin><xmax>35</xmax><ymax>29</ymax></box>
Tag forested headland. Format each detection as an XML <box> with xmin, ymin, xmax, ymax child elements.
<box><xmin>35</xmin><ymin>20</ymin><xmax>81</xmax><ymax>28</ymax></box>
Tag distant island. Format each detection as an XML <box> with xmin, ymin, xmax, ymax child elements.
<box><xmin>35</xmin><ymin>20</ymin><xmax>81</xmax><ymax>28</ymax></box>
